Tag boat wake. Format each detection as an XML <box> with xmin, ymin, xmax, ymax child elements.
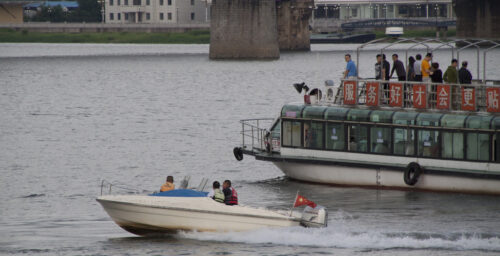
<box><xmin>178</xmin><ymin>217</ymin><xmax>500</xmax><ymax>251</ymax></box>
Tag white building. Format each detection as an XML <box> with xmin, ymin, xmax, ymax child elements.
<box><xmin>314</xmin><ymin>0</ymin><xmax>455</xmax><ymax>20</ymax></box>
<box><xmin>105</xmin><ymin>0</ymin><xmax>209</xmax><ymax>24</ymax></box>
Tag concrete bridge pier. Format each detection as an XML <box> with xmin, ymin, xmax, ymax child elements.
<box><xmin>209</xmin><ymin>0</ymin><xmax>280</xmax><ymax>59</ymax></box>
<box><xmin>276</xmin><ymin>0</ymin><xmax>314</xmax><ymax>51</ymax></box>
<box><xmin>455</xmin><ymin>0</ymin><xmax>500</xmax><ymax>40</ymax></box>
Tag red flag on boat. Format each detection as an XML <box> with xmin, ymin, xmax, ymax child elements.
<box><xmin>293</xmin><ymin>195</ymin><xmax>317</xmax><ymax>208</ymax></box>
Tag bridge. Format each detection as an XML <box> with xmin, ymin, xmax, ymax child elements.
<box><xmin>341</xmin><ymin>18</ymin><xmax>456</xmax><ymax>30</ymax></box>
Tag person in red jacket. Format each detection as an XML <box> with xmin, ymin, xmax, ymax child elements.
<box><xmin>222</xmin><ymin>180</ymin><xmax>238</xmax><ymax>205</ymax></box>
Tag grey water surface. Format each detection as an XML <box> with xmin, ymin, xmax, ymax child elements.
<box><xmin>1</xmin><ymin>43</ymin><xmax>500</xmax><ymax>256</ymax></box>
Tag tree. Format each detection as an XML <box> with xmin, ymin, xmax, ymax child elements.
<box><xmin>74</xmin><ymin>0</ymin><xmax>102</xmax><ymax>22</ymax></box>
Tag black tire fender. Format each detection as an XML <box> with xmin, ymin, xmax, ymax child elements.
<box><xmin>404</xmin><ymin>162</ymin><xmax>423</xmax><ymax>186</ymax></box>
<box><xmin>233</xmin><ymin>147</ymin><xmax>243</xmax><ymax>161</ymax></box>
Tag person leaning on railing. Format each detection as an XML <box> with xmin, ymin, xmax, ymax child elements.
<box><xmin>443</xmin><ymin>59</ymin><xmax>459</xmax><ymax>109</ymax></box>
<box><xmin>459</xmin><ymin>61</ymin><xmax>472</xmax><ymax>84</ymax></box>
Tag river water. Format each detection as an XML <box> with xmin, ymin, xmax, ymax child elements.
<box><xmin>1</xmin><ymin>43</ymin><xmax>500</xmax><ymax>256</ymax></box>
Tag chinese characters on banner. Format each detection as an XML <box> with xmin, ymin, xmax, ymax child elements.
<box><xmin>343</xmin><ymin>81</ymin><xmax>357</xmax><ymax>105</ymax></box>
<box><xmin>461</xmin><ymin>87</ymin><xmax>475</xmax><ymax>111</ymax></box>
<box><xmin>486</xmin><ymin>87</ymin><xmax>500</xmax><ymax>112</ymax></box>
<box><xmin>389</xmin><ymin>83</ymin><xmax>403</xmax><ymax>107</ymax></box>
<box><xmin>436</xmin><ymin>84</ymin><xmax>451</xmax><ymax>110</ymax></box>
<box><xmin>412</xmin><ymin>84</ymin><xmax>427</xmax><ymax>109</ymax></box>
<box><xmin>366</xmin><ymin>82</ymin><xmax>379</xmax><ymax>106</ymax></box>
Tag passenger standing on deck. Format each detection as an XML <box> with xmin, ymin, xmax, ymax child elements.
<box><xmin>207</xmin><ymin>181</ymin><xmax>225</xmax><ymax>203</ymax></box>
<box><xmin>430</xmin><ymin>62</ymin><xmax>443</xmax><ymax>83</ymax></box>
<box><xmin>375</xmin><ymin>54</ymin><xmax>383</xmax><ymax>80</ymax></box>
<box><xmin>222</xmin><ymin>180</ymin><xmax>238</xmax><ymax>205</ymax></box>
<box><xmin>407</xmin><ymin>56</ymin><xmax>416</xmax><ymax>81</ymax></box>
<box><xmin>459</xmin><ymin>61</ymin><xmax>472</xmax><ymax>84</ymax></box>
<box><xmin>390</xmin><ymin>54</ymin><xmax>406</xmax><ymax>81</ymax></box>
<box><xmin>443</xmin><ymin>59</ymin><xmax>459</xmax><ymax>84</ymax></box>
<box><xmin>343</xmin><ymin>54</ymin><xmax>357</xmax><ymax>79</ymax></box>
<box><xmin>382</xmin><ymin>54</ymin><xmax>391</xmax><ymax>81</ymax></box>
<box><xmin>160</xmin><ymin>176</ymin><xmax>175</xmax><ymax>192</ymax></box>
<box><xmin>414</xmin><ymin>54</ymin><xmax>423</xmax><ymax>81</ymax></box>
<box><xmin>421</xmin><ymin>53</ymin><xmax>432</xmax><ymax>83</ymax></box>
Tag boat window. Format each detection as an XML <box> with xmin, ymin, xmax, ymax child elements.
<box><xmin>440</xmin><ymin>115</ymin><xmax>466</xmax><ymax>160</ymax></box>
<box><xmin>349</xmin><ymin>125</ymin><xmax>368</xmax><ymax>152</ymax></box>
<box><xmin>282</xmin><ymin>121</ymin><xmax>301</xmax><ymax>147</ymax></box>
<box><xmin>466</xmin><ymin>116</ymin><xmax>492</xmax><ymax>161</ymax></box>
<box><xmin>491</xmin><ymin>117</ymin><xmax>500</xmax><ymax>162</ymax></box>
<box><xmin>393</xmin><ymin>112</ymin><xmax>418</xmax><ymax>156</ymax></box>
<box><xmin>347</xmin><ymin>109</ymin><xmax>371</xmax><ymax>122</ymax></box>
<box><xmin>324</xmin><ymin>107</ymin><xmax>349</xmax><ymax>151</ymax></box>
<box><xmin>281</xmin><ymin>104</ymin><xmax>305</xmax><ymax>118</ymax></box>
<box><xmin>302</xmin><ymin>106</ymin><xmax>327</xmax><ymax>119</ymax></box>
<box><xmin>304</xmin><ymin>121</ymin><xmax>324</xmax><ymax>149</ymax></box>
<box><xmin>416</xmin><ymin>113</ymin><xmax>443</xmax><ymax>127</ymax></box>
<box><xmin>324</xmin><ymin>107</ymin><xmax>350</xmax><ymax>121</ymax></box>
<box><xmin>326</xmin><ymin>123</ymin><xmax>345</xmax><ymax>151</ymax></box>
<box><xmin>418</xmin><ymin>129</ymin><xmax>440</xmax><ymax>158</ymax></box>
<box><xmin>270</xmin><ymin>119</ymin><xmax>281</xmax><ymax>151</ymax></box>
<box><xmin>369</xmin><ymin>111</ymin><xmax>393</xmax><ymax>154</ymax></box>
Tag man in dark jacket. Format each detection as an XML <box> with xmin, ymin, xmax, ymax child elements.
<box><xmin>222</xmin><ymin>180</ymin><xmax>238</xmax><ymax>205</ymax></box>
<box><xmin>443</xmin><ymin>59</ymin><xmax>458</xmax><ymax>84</ymax></box>
<box><xmin>382</xmin><ymin>54</ymin><xmax>391</xmax><ymax>81</ymax></box>
<box><xmin>459</xmin><ymin>61</ymin><xmax>472</xmax><ymax>84</ymax></box>
<box><xmin>390</xmin><ymin>54</ymin><xmax>406</xmax><ymax>81</ymax></box>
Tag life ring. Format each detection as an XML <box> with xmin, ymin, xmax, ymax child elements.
<box><xmin>404</xmin><ymin>162</ymin><xmax>422</xmax><ymax>186</ymax></box>
<box><xmin>233</xmin><ymin>147</ymin><xmax>243</xmax><ymax>161</ymax></box>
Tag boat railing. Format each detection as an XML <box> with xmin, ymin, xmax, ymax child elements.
<box><xmin>239</xmin><ymin>118</ymin><xmax>276</xmax><ymax>154</ymax></box>
<box><xmin>334</xmin><ymin>78</ymin><xmax>500</xmax><ymax>112</ymax></box>
<box><xmin>100</xmin><ymin>179</ymin><xmax>144</xmax><ymax>196</ymax></box>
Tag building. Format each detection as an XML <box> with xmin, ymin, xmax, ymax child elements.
<box><xmin>314</xmin><ymin>0</ymin><xmax>454</xmax><ymax>20</ymax></box>
<box><xmin>105</xmin><ymin>0</ymin><xmax>208</xmax><ymax>24</ymax></box>
<box><xmin>0</xmin><ymin>0</ymin><xmax>31</xmax><ymax>23</ymax></box>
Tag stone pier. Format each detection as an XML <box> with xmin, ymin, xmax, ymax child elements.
<box><xmin>276</xmin><ymin>0</ymin><xmax>314</xmax><ymax>51</ymax></box>
<box><xmin>455</xmin><ymin>0</ymin><xmax>500</xmax><ymax>40</ymax></box>
<box><xmin>209</xmin><ymin>0</ymin><xmax>279</xmax><ymax>59</ymax></box>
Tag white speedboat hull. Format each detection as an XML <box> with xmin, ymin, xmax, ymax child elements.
<box><xmin>97</xmin><ymin>195</ymin><xmax>306</xmax><ymax>235</ymax></box>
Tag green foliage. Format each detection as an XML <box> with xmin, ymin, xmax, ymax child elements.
<box><xmin>0</xmin><ymin>29</ymin><xmax>210</xmax><ymax>44</ymax></box>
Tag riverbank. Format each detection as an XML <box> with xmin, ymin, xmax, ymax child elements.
<box><xmin>0</xmin><ymin>28</ymin><xmax>210</xmax><ymax>44</ymax></box>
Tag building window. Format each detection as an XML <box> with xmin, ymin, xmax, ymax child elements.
<box><xmin>159</xmin><ymin>0</ymin><xmax>163</xmax><ymax>5</ymax></box>
<box><xmin>159</xmin><ymin>12</ymin><xmax>164</xmax><ymax>20</ymax></box>
<box><xmin>109</xmin><ymin>13</ymin><xmax>114</xmax><ymax>20</ymax></box>
<box><xmin>124</xmin><ymin>0</ymin><xmax>128</xmax><ymax>5</ymax></box>
<box><xmin>109</xmin><ymin>0</ymin><xmax>113</xmax><ymax>6</ymax></box>
<box><xmin>190</xmin><ymin>0</ymin><xmax>194</xmax><ymax>5</ymax></box>
<box><xmin>191</xmin><ymin>12</ymin><xmax>195</xmax><ymax>20</ymax></box>
<box><xmin>351</xmin><ymin>8</ymin><xmax>357</xmax><ymax>17</ymax></box>
<box><xmin>133</xmin><ymin>0</ymin><xmax>140</xmax><ymax>5</ymax></box>
<box><xmin>167</xmin><ymin>12</ymin><xmax>172</xmax><ymax>20</ymax></box>
<box><xmin>124</xmin><ymin>13</ymin><xmax>129</xmax><ymax>20</ymax></box>
<box><xmin>146</xmin><ymin>12</ymin><xmax>150</xmax><ymax>20</ymax></box>
<box><xmin>146</xmin><ymin>0</ymin><xmax>149</xmax><ymax>5</ymax></box>
<box><xmin>168</xmin><ymin>0</ymin><xmax>171</xmax><ymax>5</ymax></box>
<box><xmin>117</xmin><ymin>0</ymin><xmax>120</xmax><ymax>5</ymax></box>
<box><xmin>117</xmin><ymin>13</ymin><xmax>121</xmax><ymax>20</ymax></box>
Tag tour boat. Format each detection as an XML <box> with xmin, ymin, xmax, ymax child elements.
<box><xmin>97</xmin><ymin>189</ymin><xmax>327</xmax><ymax>235</ymax></box>
<box><xmin>233</xmin><ymin>38</ymin><xmax>500</xmax><ymax>195</ymax></box>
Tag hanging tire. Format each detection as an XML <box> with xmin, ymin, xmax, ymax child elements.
<box><xmin>233</xmin><ymin>147</ymin><xmax>243</xmax><ymax>161</ymax></box>
<box><xmin>404</xmin><ymin>162</ymin><xmax>423</xmax><ymax>186</ymax></box>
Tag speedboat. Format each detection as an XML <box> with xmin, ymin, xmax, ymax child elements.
<box><xmin>97</xmin><ymin>189</ymin><xmax>327</xmax><ymax>236</ymax></box>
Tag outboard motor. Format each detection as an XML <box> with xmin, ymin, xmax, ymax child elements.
<box><xmin>300</xmin><ymin>206</ymin><xmax>328</xmax><ymax>228</ymax></box>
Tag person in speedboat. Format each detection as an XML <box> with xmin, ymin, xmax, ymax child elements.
<box><xmin>222</xmin><ymin>180</ymin><xmax>238</xmax><ymax>206</ymax></box>
<box><xmin>207</xmin><ymin>181</ymin><xmax>225</xmax><ymax>203</ymax></box>
<box><xmin>160</xmin><ymin>176</ymin><xmax>175</xmax><ymax>192</ymax></box>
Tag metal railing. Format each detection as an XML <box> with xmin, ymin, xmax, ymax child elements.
<box><xmin>335</xmin><ymin>79</ymin><xmax>500</xmax><ymax>112</ymax></box>
<box><xmin>239</xmin><ymin>118</ymin><xmax>276</xmax><ymax>153</ymax></box>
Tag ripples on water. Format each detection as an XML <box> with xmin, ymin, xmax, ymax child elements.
<box><xmin>0</xmin><ymin>43</ymin><xmax>500</xmax><ymax>255</ymax></box>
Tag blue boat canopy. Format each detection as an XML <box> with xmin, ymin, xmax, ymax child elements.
<box><xmin>149</xmin><ymin>189</ymin><xmax>208</xmax><ymax>197</ymax></box>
